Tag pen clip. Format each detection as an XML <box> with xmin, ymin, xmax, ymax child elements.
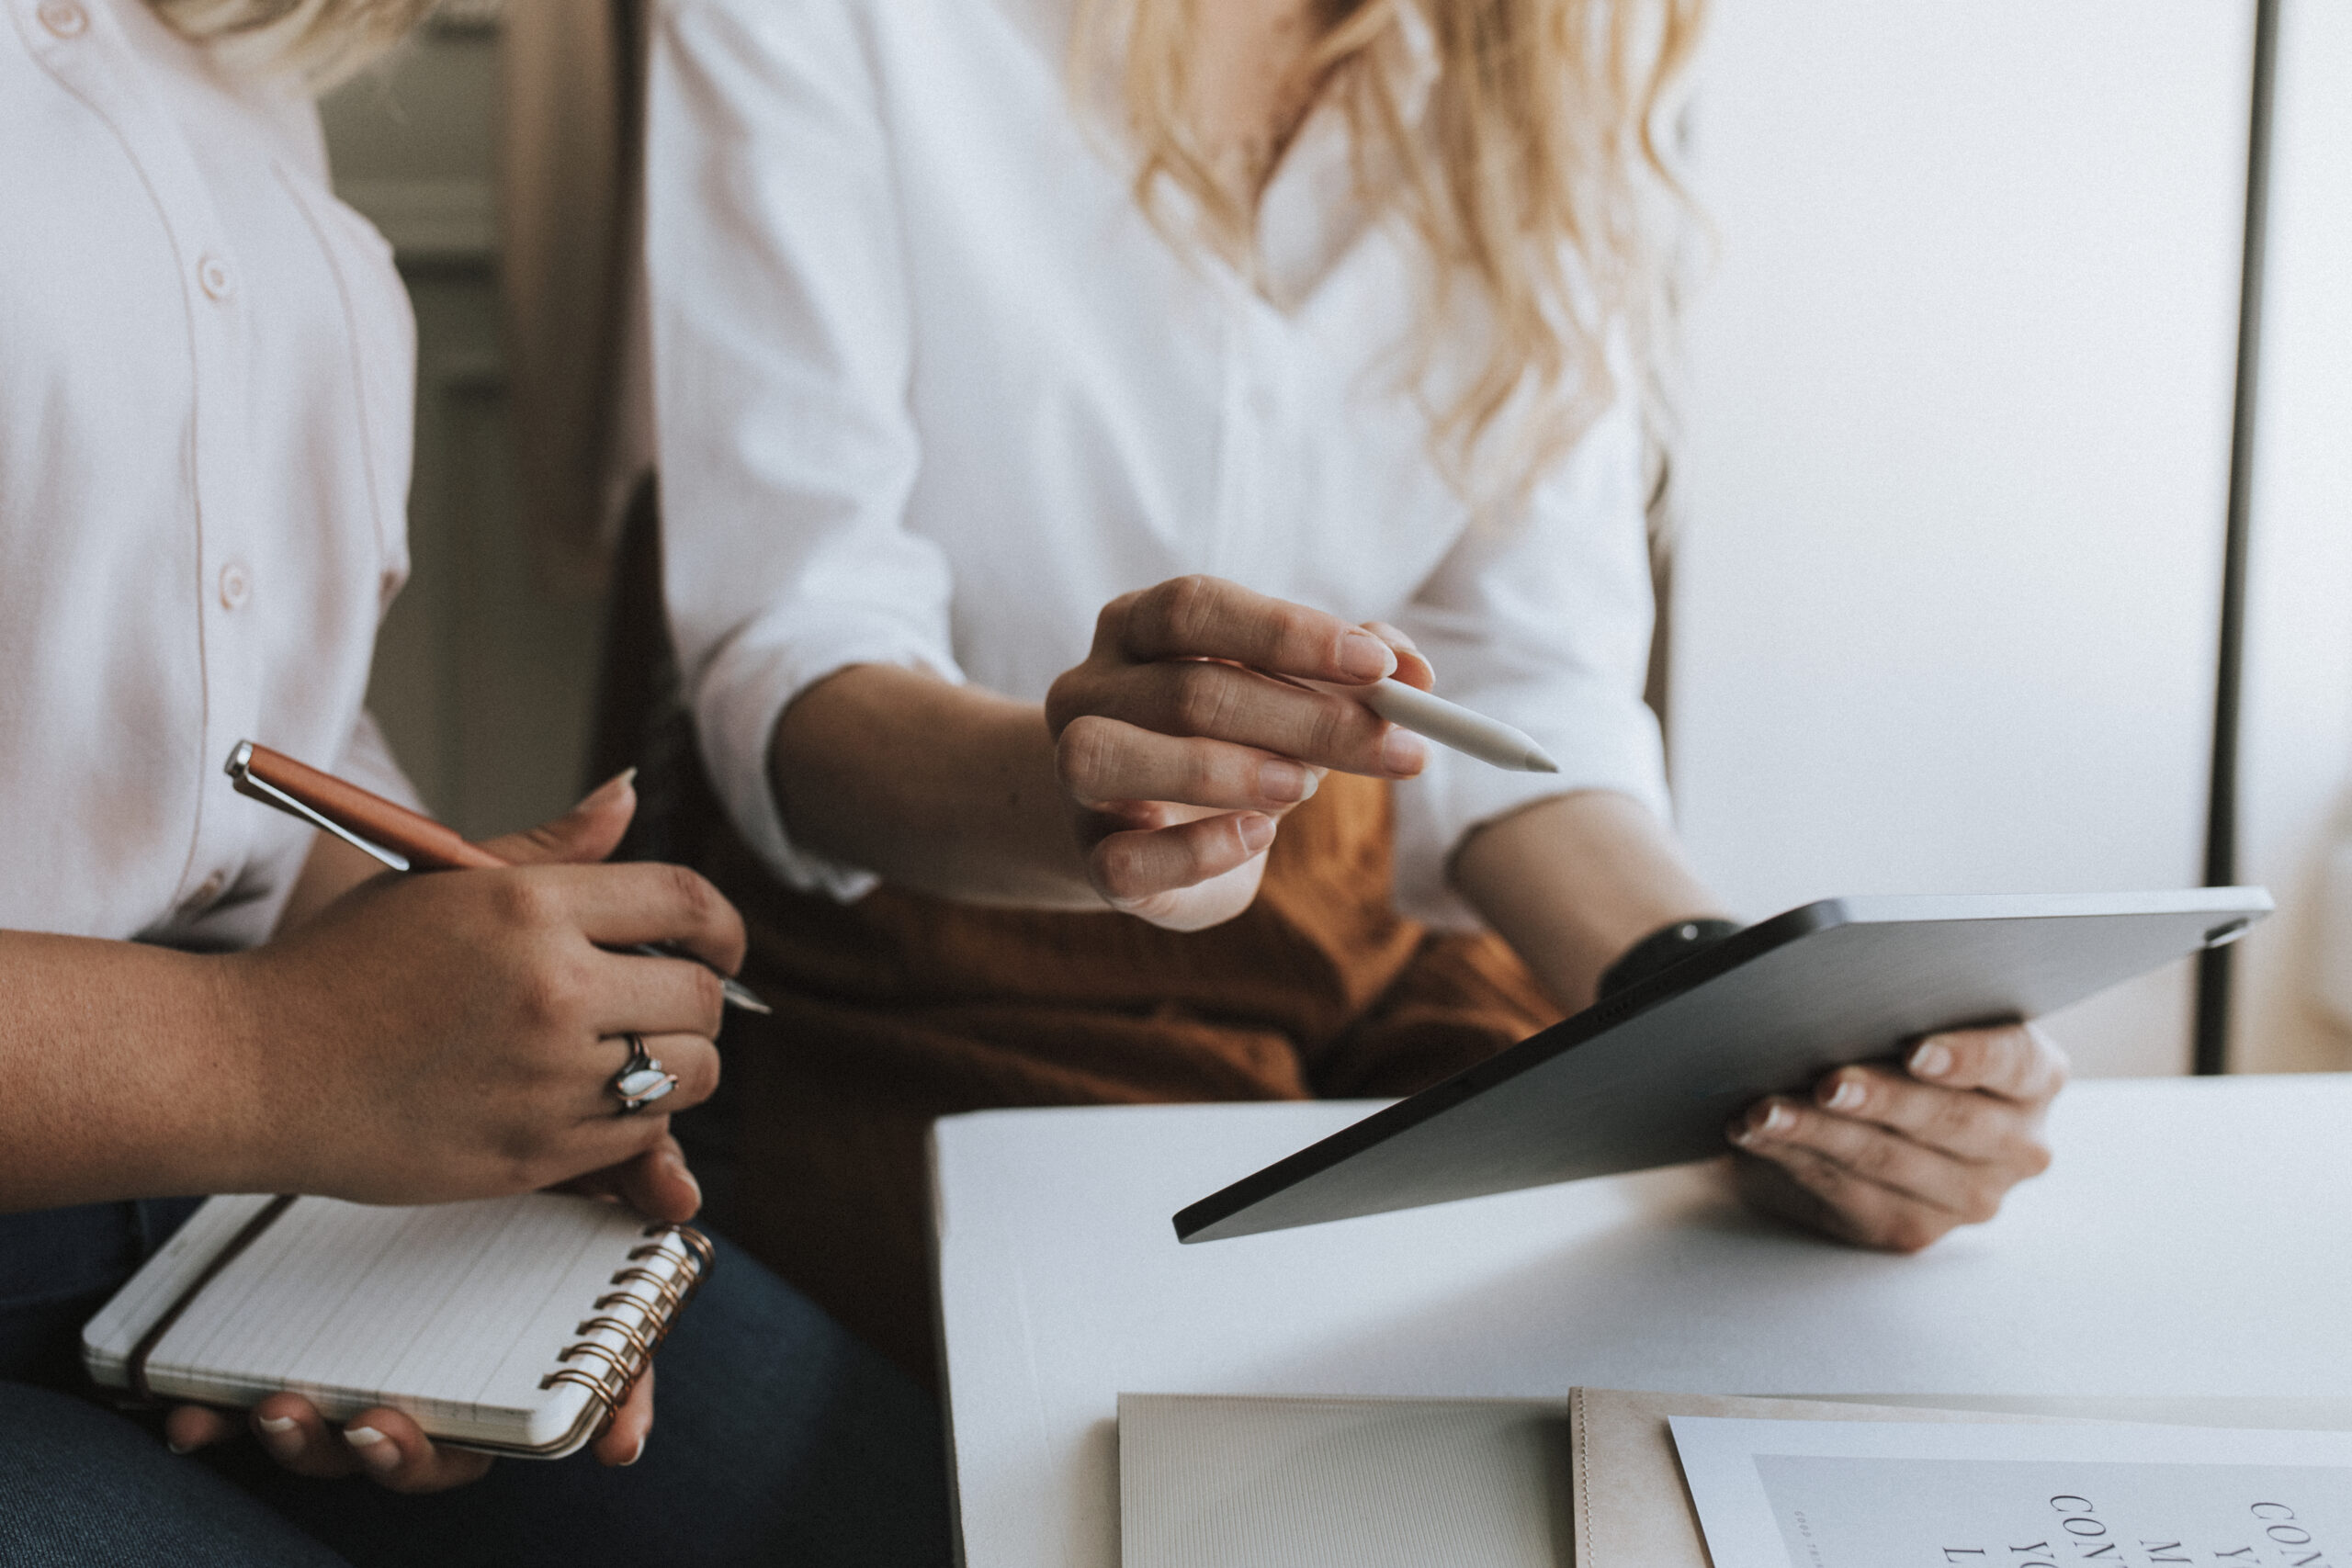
<box><xmin>225</xmin><ymin>740</ymin><xmax>412</xmax><ymax>872</ymax></box>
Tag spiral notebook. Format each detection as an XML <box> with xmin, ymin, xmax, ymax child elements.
<box><xmin>81</xmin><ymin>1191</ymin><xmax>711</xmax><ymax>1459</ymax></box>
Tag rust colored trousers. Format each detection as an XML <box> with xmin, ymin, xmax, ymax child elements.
<box><xmin>694</xmin><ymin>773</ymin><xmax>1558</xmax><ymax>1382</ymax></box>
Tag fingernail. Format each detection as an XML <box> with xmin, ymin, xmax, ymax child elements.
<box><xmin>1237</xmin><ymin>813</ymin><xmax>1276</xmax><ymax>854</ymax></box>
<box><xmin>345</xmin><ymin>1426</ymin><xmax>401</xmax><ymax>1472</ymax></box>
<box><xmin>672</xmin><ymin>1154</ymin><xmax>703</xmax><ymax>1212</ymax></box>
<box><xmin>579</xmin><ymin>767</ymin><xmax>637</xmax><ymax>808</ymax></box>
<box><xmin>620</xmin><ymin>1435</ymin><xmax>646</xmax><ymax>1466</ymax></box>
<box><xmin>1733</xmin><ymin>1100</ymin><xmax>1792</xmax><ymax>1146</ymax></box>
<box><xmin>1822</xmin><ymin>1075</ymin><xmax>1866</xmax><ymax>1112</ymax></box>
<box><xmin>1910</xmin><ymin>1041</ymin><xmax>1953</xmax><ymax>1079</ymax></box>
<box><xmin>1379</xmin><ymin>728</ymin><xmax>1428</xmax><ymax>776</ymax></box>
<box><xmin>165</xmin><ymin>1437</ymin><xmax>196</xmax><ymax>1455</ymax></box>
<box><xmin>1258</xmin><ymin>761</ymin><xmax>1315</xmax><ymax>803</ymax></box>
<box><xmin>1339</xmin><ymin>631</ymin><xmax>1397</xmax><ymax>682</ymax></box>
<box><xmin>256</xmin><ymin>1414</ymin><xmax>303</xmax><ymax>1459</ymax></box>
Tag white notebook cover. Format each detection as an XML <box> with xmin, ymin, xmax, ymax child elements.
<box><xmin>83</xmin><ymin>1192</ymin><xmax>700</xmax><ymax>1458</ymax></box>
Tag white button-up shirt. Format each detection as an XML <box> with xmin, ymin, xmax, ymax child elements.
<box><xmin>647</xmin><ymin>0</ymin><xmax>1668</xmax><ymax>926</ymax></box>
<box><xmin>1</xmin><ymin>0</ymin><xmax>414</xmax><ymax>949</ymax></box>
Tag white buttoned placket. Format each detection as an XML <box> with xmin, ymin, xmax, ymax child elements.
<box><xmin>21</xmin><ymin>0</ymin><xmax>259</xmax><ymax>918</ymax></box>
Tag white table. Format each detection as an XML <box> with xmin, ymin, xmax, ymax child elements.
<box><xmin>932</xmin><ymin>1075</ymin><xmax>2352</xmax><ymax>1568</ymax></box>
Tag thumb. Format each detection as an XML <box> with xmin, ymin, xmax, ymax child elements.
<box><xmin>480</xmin><ymin>769</ymin><xmax>638</xmax><ymax>866</ymax></box>
<box><xmin>1362</xmin><ymin>621</ymin><xmax>1435</xmax><ymax>693</ymax></box>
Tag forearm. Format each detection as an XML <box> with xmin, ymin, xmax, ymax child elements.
<box><xmin>1450</xmin><ymin>790</ymin><xmax>1730</xmax><ymax>1012</ymax></box>
<box><xmin>0</xmin><ymin>931</ymin><xmax>271</xmax><ymax>1211</ymax></box>
<box><xmin>767</xmin><ymin>663</ymin><xmax>1102</xmax><ymax>908</ymax></box>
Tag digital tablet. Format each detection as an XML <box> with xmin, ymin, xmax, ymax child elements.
<box><xmin>1173</xmin><ymin>887</ymin><xmax>2272</xmax><ymax>1243</ymax></box>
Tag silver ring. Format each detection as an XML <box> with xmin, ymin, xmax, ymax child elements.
<box><xmin>609</xmin><ymin>1032</ymin><xmax>678</xmax><ymax>1117</ymax></box>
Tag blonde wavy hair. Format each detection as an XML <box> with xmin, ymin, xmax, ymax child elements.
<box><xmin>144</xmin><ymin>0</ymin><xmax>433</xmax><ymax>86</ymax></box>
<box><xmin>1078</xmin><ymin>0</ymin><xmax>1703</xmax><ymax>509</ymax></box>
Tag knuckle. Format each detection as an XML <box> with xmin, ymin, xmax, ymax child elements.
<box><xmin>676</xmin><ymin>1045</ymin><xmax>720</xmax><ymax>1105</ymax></box>
<box><xmin>1089</xmin><ymin>839</ymin><xmax>1149</xmax><ymax>905</ymax></box>
<box><xmin>1045</xmin><ymin>668</ymin><xmax>1096</xmax><ymax>735</ymax></box>
<box><xmin>489</xmin><ymin>870</ymin><xmax>560</xmax><ymax>930</ymax></box>
<box><xmin>2018</xmin><ymin>1135</ymin><xmax>2054</xmax><ymax>1179</ymax></box>
<box><xmin>1959</xmin><ymin>1184</ymin><xmax>2005</xmax><ymax>1224</ymax></box>
<box><xmin>1845</xmin><ymin>1133</ymin><xmax>1903</xmax><ymax>1182</ymax></box>
<box><xmin>1168</xmin><ymin>663</ymin><xmax>1233</xmax><ymax>737</ymax></box>
<box><xmin>1187</xmin><ymin>744</ymin><xmax>1242</xmax><ymax>801</ymax></box>
<box><xmin>1095</xmin><ymin>591</ymin><xmax>1140</xmax><ymax>644</ymax></box>
<box><xmin>1786</xmin><ymin>1150</ymin><xmax>1850</xmax><ymax>1200</ymax></box>
<box><xmin>1155</xmin><ymin>574</ymin><xmax>1220</xmax><ymax>644</ymax></box>
<box><xmin>1301</xmin><ymin>694</ymin><xmax>1355</xmax><ymax>761</ymax></box>
<box><xmin>691</xmin><ymin>966</ymin><xmax>726</xmax><ymax>1032</ymax></box>
<box><xmin>660</xmin><ymin>863</ymin><xmax>718</xmax><ymax>928</ymax></box>
<box><xmin>1266</xmin><ymin>602</ymin><xmax>1318</xmax><ymax>659</ymax></box>
<box><xmin>1923</xmin><ymin>1092</ymin><xmax>1987</xmax><ymax>1146</ymax></box>
<box><xmin>1057</xmin><ymin>716</ymin><xmax>1118</xmax><ymax>795</ymax></box>
<box><xmin>510</xmin><ymin>956</ymin><xmax>582</xmax><ymax>1034</ymax></box>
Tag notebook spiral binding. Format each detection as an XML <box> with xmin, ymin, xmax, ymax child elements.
<box><xmin>539</xmin><ymin>1222</ymin><xmax>715</xmax><ymax>1435</ymax></box>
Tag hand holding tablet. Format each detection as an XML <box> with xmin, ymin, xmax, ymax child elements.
<box><xmin>1175</xmin><ymin>888</ymin><xmax>2270</xmax><ymax>1244</ymax></box>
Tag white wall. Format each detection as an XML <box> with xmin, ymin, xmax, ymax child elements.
<box><xmin>2231</xmin><ymin>0</ymin><xmax>2352</xmax><ymax>1074</ymax></box>
<box><xmin>1668</xmin><ymin>3</ymin><xmax>2255</xmax><ymax>1077</ymax></box>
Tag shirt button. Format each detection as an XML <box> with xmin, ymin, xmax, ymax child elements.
<box><xmin>198</xmin><ymin>254</ymin><xmax>235</xmax><ymax>301</ymax></box>
<box><xmin>187</xmin><ymin>871</ymin><xmax>226</xmax><ymax>908</ymax></box>
<box><xmin>218</xmin><ymin>561</ymin><xmax>251</xmax><ymax>610</ymax></box>
<box><xmin>37</xmin><ymin>0</ymin><xmax>86</xmax><ymax>37</ymax></box>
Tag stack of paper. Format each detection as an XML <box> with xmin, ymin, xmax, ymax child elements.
<box><xmin>1117</xmin><ymin>1390</ymin><xmax>2352</xmax><ymax>1568</ymax></box>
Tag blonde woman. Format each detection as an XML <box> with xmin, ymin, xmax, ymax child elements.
<box><xmin>0</xmin><ymin>0</ymin><xmax>945</xmax><ymax>1559</ymax></box>
<box><xmin>648</xmin><ymin>0</ymin><xmax>2068</xmax><ymax>1377</ymax></box>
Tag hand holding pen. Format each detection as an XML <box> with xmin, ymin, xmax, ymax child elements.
<box><xmin>1041</xmin><ymin>575</ymin><xmax>1558</xmax><ymax>933</ymax></box>
<box><xmin>227</xmin><ymin>741</ymin><xmax>769</xmax><ymax>1014</ymax></box>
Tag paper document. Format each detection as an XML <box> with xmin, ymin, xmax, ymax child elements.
<box><xmin>1670</xmin><ymin>1416</ymin><xmax>2352</xmax><ymax>1568</ymax></box>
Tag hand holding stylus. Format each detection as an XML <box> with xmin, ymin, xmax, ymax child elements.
<box><xmin>1044</xmin><ymin>575</ymin><xmax>1545</xmax><ymax>931</ymax></box>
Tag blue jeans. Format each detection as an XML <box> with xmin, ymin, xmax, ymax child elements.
<box><xmin>0</xmin><ymin>1202</ymin><xmax>952</xmax><ymax>1567</ymax></box>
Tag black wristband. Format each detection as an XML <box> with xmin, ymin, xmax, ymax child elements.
<box><xmin>1597</xmin><ymin>918</ymin><xmax>1742</xmax><ymax>1000</ymax></box>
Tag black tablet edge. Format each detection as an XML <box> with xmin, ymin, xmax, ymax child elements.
<box><xmin>1169</xmin><ymin>897</ymin><xmax>1853</xmax><ymax>1244</ymax></box>
<box><xmin>1170</xmin><ymin>886</ymin><xmax>2273</xmax><ymax>1244</ymax></box>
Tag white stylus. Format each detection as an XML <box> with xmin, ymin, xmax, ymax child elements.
<box><xmin>1361</xmin><ymin>678</ymin><xmax>1560</xmax><ymax>773</ymax></box>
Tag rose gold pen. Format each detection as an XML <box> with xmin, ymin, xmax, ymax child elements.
<box><xmin>225</xmin><ymin>739</ymin><xmax>771</xmax><ymax>1014</ymax></box>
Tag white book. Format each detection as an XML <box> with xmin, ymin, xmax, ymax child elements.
<box><xmin>1117</xmin><ymin>1391</ymin><xmax>2352</xmax><ymax>1568</ymax></box>
<box><xmin>82</xmin><ymin>1192</ymin><xmax>710</xmax><ymax>1459</ymax></box>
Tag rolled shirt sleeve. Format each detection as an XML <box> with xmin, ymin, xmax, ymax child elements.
<box><xmin>647</xmin><ymin>0</ymin><xmax>963</xmax><ymax>899</ymax></box>
<box><xmin>1388</xmin><ymin>400</ymin><xmax>1672</xmax><ymax>930</ymax></box>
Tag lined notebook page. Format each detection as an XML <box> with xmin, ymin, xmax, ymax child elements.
<box><xmin>83</xmin><ymin>1193</ymin><xmax>693</xmax><ymax>1453</ymax></box>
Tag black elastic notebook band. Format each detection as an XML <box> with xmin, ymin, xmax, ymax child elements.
<box><xmin>127</xmin><ymin>1193</ymin><xmax>298</xmax><ymax>1404</ymax></box>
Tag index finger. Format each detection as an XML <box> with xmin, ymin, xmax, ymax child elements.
<box><xmin>1905</xmin><ymin>1023</ymin><xmax>2070</xmax><ymax>1106</ymax></box>
<box><xmin>594</xmin><ymin>1365</ymin><xmax>654</xmax><ymax>1466</ymax></box>
<box><xmin>1114</xmin><ymin>577</ymin><xmax>1398</xmax><ymax>685</ymax></box>
<box><xmin>537</xmin><ymin>862</ymin><xmax>749</xmax><ymax>976</ymax></box>
<box><xmin>342</xmin><ymin>1406</ymin><xmax>495</xmax><ymax>1494</ymax></box>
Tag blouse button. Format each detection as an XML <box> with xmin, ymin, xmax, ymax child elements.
<box><xmin>37</xmin><ymin>0</ymin><xmax>86</xmax><ymax>37</ymax></box>
<box><xmin>187</xmin><ymin>871</ymin><xmax>226</xmax><ymax>909</ymax></box>
<box><xmin>218</xmin><ymin>561</ymin><xmax>251</xmax><ymax>610</ymax></box>
<box><xmin>198</xmin><ymin>254</ymin><xmax>235</xmax><ymax>301</ymax></box>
